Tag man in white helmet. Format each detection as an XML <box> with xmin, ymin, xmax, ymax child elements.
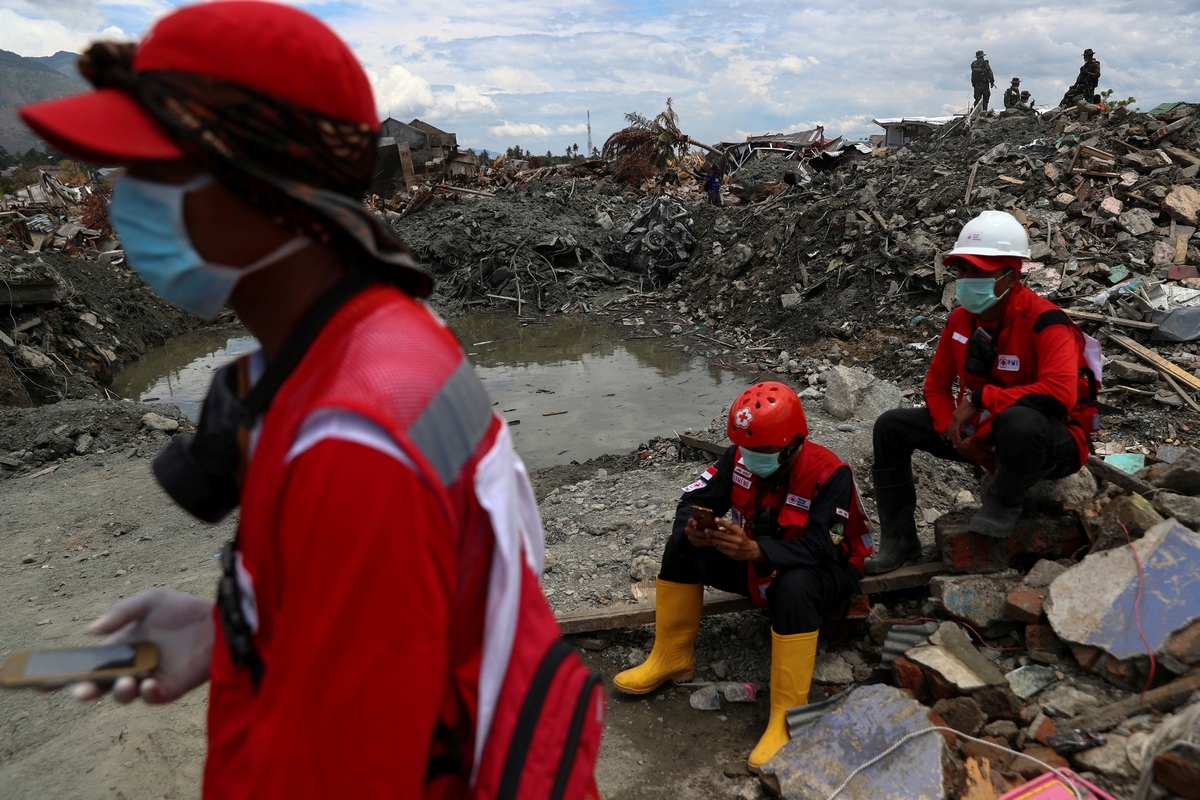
<box><xmin>865</xmin><ymin>211</ymin><xmax>1096</xmax><ymax>574</ymax></box>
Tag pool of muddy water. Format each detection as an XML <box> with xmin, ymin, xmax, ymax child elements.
<box><xmin>112</xmin><ymin>315</ymin><xmax>751</xmax><ymax>470</ymax></box>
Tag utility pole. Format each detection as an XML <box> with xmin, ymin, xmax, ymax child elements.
<box><xmin>587</xmin><ymin>110</ymin><xmax>592</xmax><ymax>157</ymax></box>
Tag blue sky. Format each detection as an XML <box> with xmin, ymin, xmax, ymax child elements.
<box><xmin>3</xmin><ymin>0</ymin><xmax>1198</xmax><ymax>155</ymax></box>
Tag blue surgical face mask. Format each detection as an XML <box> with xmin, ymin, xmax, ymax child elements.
<box><xmin>955</xmin><ymin>277</ymin><xmax>1010</xmax><ymax>315</ymax></box>
<box><xmin>740</xmin><ymin>449</ymin><xmax>783</xmax><ymax>478</ymax></box>
<box><xmin>111</xmin><ymin>174</ymin><xmax>311</xmax><ymax>320</ymax></box>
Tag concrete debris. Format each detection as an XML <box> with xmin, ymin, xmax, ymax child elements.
<box><xmin>822</xmin><ymin>364</ymin><xmax>904</xmax><ymax>421</ymax></box>
<box><xmin>1005</xmin><ymin>664</ymin><xmax>1059</xmax><ymax>699</ymax></box>
<box><xmin>935</xmin><ymin>511</ymin><xmax>1086</xmax><ymax>574</ymax></box>
<box><xmin>931</xmin><ymin>571</ymin><xmax>1022</xmax><ymax>630</ymax></box>
<box><xmin>1047</xmin><ymin>520</ymin><xmax>1200</xmax><ymax>685</ymax></box>
<box><xmin>1090</xmin><ymin>493</ymin><xmax>1165</xmax><ymax>553</ymax></box>
<box><xmin>760</xmin><ymin>684</ymin><xmax>951</xmax><ymax>800</ymax></box>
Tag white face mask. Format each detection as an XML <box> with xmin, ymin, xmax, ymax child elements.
<box><xmin>111</xmin><ymin>173</ymin><xmax>311</xmax><ymax>320</ymax></box>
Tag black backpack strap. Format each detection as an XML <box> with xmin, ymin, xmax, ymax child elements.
<box><xmin>497</xmin><ymin>639</ymin><xmax>575</xmax><ymax>800</ymax></box>
<box><xmin>550</xmin><ymin>673</ymin><xmax>603</xmax><ymax>800</ymax></box>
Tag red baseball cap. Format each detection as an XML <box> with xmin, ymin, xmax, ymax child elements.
<box><xmin>20</xmin><ymin>1</ymin><xmax>378</xmax><ymax>165</ymax></box>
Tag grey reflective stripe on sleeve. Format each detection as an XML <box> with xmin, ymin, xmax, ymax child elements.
<box><xmin>408</xmin><ymin>357</ymin><xmax>493</xmax><ymax>486</ymax></box>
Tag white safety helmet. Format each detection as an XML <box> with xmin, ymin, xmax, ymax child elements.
<box><xmin>944</xmin><ymin>210</ymin><xmax>1031</xmax><ymax>261</ymax></box>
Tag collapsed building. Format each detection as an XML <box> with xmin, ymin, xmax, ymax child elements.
<box><xmin>371</xmin><ymin>116</ymin><xmax>478</xmax><ymax>196</ymax></box>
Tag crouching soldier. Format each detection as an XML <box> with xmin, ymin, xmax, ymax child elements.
<box><xmin>866</xmin><ymin>211</ymin><xmax>1097</xmax><ymax>575</ymax></box>
<box><xmin>614</xmin><ymin>382</ymin><xmax>873</xmax><ymax>770</ymax></box>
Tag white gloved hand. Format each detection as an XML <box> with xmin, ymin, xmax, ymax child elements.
<box><xmin>72</xmin><ymin>587</ymin><xmax>215</xmax><ymax>704</ymax></box>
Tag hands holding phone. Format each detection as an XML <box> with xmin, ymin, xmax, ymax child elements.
<box><xmin>72</xmin><ymin>588</ymin><xmax>215</xmax><ymax>704</ymax></box>
<box><xmin>686</xmin><ymin>507</ymin><xmax>766</xmax><ymax>563</ymax></box>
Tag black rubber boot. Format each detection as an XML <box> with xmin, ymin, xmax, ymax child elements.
<box><xmin>863</xmin><ymin>466</ymin><xmax>922</xmax><ymax>575</ymax></box>
<box><xmin>969</xmin><ymin>468</ymin><xmax>1050</xmax><ymax>538</ymax></box>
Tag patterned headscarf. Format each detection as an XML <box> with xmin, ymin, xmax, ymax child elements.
<box><xmin>80</xmin><ymin>42</ymin><xmax>431</xmax><ymax>298</ymax></box>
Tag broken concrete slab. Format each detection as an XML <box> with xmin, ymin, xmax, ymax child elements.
<box><xmin>931</xmin><ymin>572</ymin><xmax>1021</xmax><ymax>630</ymax></box>
<box><xmin>822</xmin><ymin>365</ymin><xmax>903</xmax><ymax>422</ymax></box>
<box><xmin>761</xmin><ymin>684</ymin><xmax>951</xmax><ymax>800</ymax></box>
<box><xmin>1025</xmin><ymin>468</ymin><xmax>1098</xmax><ymax>514</ymax></box>
<box><xmin>1151</xmin><ymin>446</ymin><xmax>1200</xmax><ymax>494</ymax></box>
<box><xmin>1164</xmin><ymin>184</ymin><xmax>1200</xmax><ymax>227</ymax></box>
<box><xmin>1070</xmin><ymin>734</ymin><xmax>1138</xmax><ymax>782</ymax></box>
<box><xmin>1046</xmin><ymin>519</ymin><xmax>1200</xmax><ymax>682</ymax></box>
<box><xmin>929</xmin><ymin>622</ymin><xmax>1007</xmax><ymax>685</ymax></box>
<box><xmin>935</xmin><ymin>511</ymin><xmax>1086</xmax><ymax>573</ymax></box>
<box><xmin>932</xmin><ymin>696</ymin><xmax>985</xmax><ymax>736</ymax></box>
<box><xmin>1118</xmin><ymin>207</ymin><xmax>1158</xmax><ymax>236</ymax></box>
<box><xmin>1109</xmin><ymin>358</ymin><xmax>1160</xmax><ymax>383</ymax></box>
<box><xmin>1038</xmin><ymin>683</ymin><xmax>1102</xmax><ymax>719</ymax></box>
<box><xmin>1091</xmin><ymin>492</ymin><xmax>1165</xmax><ymax>553</ymax></box>
<box><xmin>1005</xmin><ymin>664</ymin><xmax>1059</xmax><ymax>699</ymax></box>
<box><xmin>1152</xmin><ymin>491</ymin><xmax>1200</xmax><ymax>530</ymax></box>
<box><xmin>1023</xmin><ymin>559</ymin><xmax>1068</xmax><ymax>589</ymax></box>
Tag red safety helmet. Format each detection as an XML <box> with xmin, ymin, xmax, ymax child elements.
<box><xmin>727</xmin><ymin>382</ymin><xmax>808</xmax><ymax>448</ymax></box>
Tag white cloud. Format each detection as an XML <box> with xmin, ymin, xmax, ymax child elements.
<box><xmin>489</xmin><ymin>121</ymin><xmax>552</xmax><ymax>138</ymax></box>
<box><xmin>367</xmin><ymin>64</ymin><xmax>436</xmax><ymax>119</ymax></box>
<box><xmin>432</xmin><ymin>83</ymin><xmax>499</xmax><ymax>117</ymax></box>
<box><xmin>0</xmin><ymin>9</ymin><xmax>84</xmax><ymax>55</ymax></box>
<box><xmin>485</xmin><ymin>66</ymin><xmax>552</xmax><ymax>93</ymax></box>
<box><xmin>557</xmin><ymin>123</ymin><xmax>587</xmax><ymax>134</ymax></box>
<box><xmin>776</xmin><ymin>56</ymin><xmax>806</xmax><ymax>75</ymax></box>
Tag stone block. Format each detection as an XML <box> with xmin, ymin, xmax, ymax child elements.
<box><xmin>1109</xmin><ymin>358</ymin><xmax>1160</xmax><ymax>383</ymax></box>
<box><xmin>973</xmin><ymin>685</ymin><xmax>1024</xmax><ymax>722</ymax></box>
<box><xmin>1164</xmin><ymin>184</ymin><xmax>1200</xmax><ymax>227</ymax></box>
<box><xmin>906</xmin><ymin>646</ymin><xmax>993</xmax><ymax>695</ymax></box>
<box><xmin>1118</xmin><ymin>207</ymin><xmax>1158</xmax><ymax>236</ymax></box>
<box><xmin>1024</xmin><ymin>469</ymin><xmax>1098</xmax><ymax>514</ymax></box>
<box><xmin>141</xmin><ymin>412</ymin><xmax>180</xmax><ymax>432</ymax></box>
<box><xmin>960</xmin><ymin>736</ymin><xmax>1014</xmax><ymax>771</ymax></box>
<box><xmin>1046</xmin><ymin>520</ymin><xmax>1200</xmax><ymax>679</ymax></box>
<box><xmin>935</xmin><ymin>511</ymin><xmax>1086</xmax><ymax>574</ymax></box>
<box><xmin>1005</xmin><ymin>585</ymin><xmax>1046</xmax><ymax>624</ymax></box>
<box><xmin>761</xmin><ymin>684</ymin><xmax>952</xmax><ymax>800</ymax></box>
<box><xmin>1053</xmin><ymin>192</ymin><xmax>1076</xmax><ymax>210</ymax></box>
<box><xmin>1152</xmin><ymin>240</ymin><xmax>1178</xmax><ymax>267</ymax></box>
<box><xmin>1031</xmin><ymin>713</ymin><xmax>1058</xmax><ymax>745</ymax></box>
<box><xmin>822</xmin><ymin>365</ymin><xmax>902</xmax><ymax>422</ymax></box>
<box><xmin>933</xmin><ymin>696</ymin><xmax>986</xmax><ymax>736</ymax></box>
<box><xmin>780</xmin><ymin>293</ymin><xmax>802</xmax><ymax>309</ymax></box>
<box><xmin>1023</xmin><ymin>559</ymin><xmax>1068</xmax><ymax>589</ymax></box>
<box><xmin>1155</xmin><ymin>747</ymin><xmax>1200</xmax><ymax>800</ymax></box>
<box><xmin>1153</xmin><ymin>491</ymin><xmax>1200</xmax><ymax>530</ymax></box>
<box><xmin>1152</xmin><ymin>446</ymin><xmax>1200</xmax><ymax>494</ymax></box>
<box><xmin>1005</xmin><ymin>665</ymin><xmax>1058</xmax><ymax>699</ymax></box>
<box><xmin>932</xmin><ymin>572</ymin><xmax>1021</xmax><ymax>630</ymax></box>
<box><xmin>1014</xmin><ymin>745</ymin><xmax>1069</xmax><ymax>780</ymax></box>
<box><xmin>1037</xmin><ymin>683</ymin><xmax>1101</xmax><ymax>718</ymax></box>
<box><xmin>1091</xmin><ymin>493</ymin><xmax>1165</xmax><ymax>553</ymax></box>
<box><xmin>1070</xmin><ymin>734</ymin><xmax>1138</xmax><ymax>782</ymax></box>
<box><xmin>1025</xmin><ymin>624</ymin><xmax>1068</xmax><ymax>664</ymax></box>
<box><xmin>983</xmin><ymin>720</ymin><xmax>1018</xmax><ymax>742</ymax></box>
<box><xmin>1098</xmin><ymin>196</ymin><xmax>1123</xmax><ymax>217</ymax></box>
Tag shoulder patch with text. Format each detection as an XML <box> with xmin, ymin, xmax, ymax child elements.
<box><xmin>952</xmin><ymin>332</ymin><xmax>969</xmax><ymax>344</ymax></box>
<box><xmin>835</xmin><ymin>506</ymin><xmax>851</xmax><ymax>519</ymax></box>
<box><xmin>683</xmin><ymin>465</ymin><xmax>718</xmax><ymax>493</ymax></box>
<box><xmin>732</xmin><ymin>472</ymin><xmax>753</xmax><ymax>490</ymax></box>
<box><xmin>997</xmin><ymin>355</ymin><xmax>1020</xmax><ymax>371</ymax></box>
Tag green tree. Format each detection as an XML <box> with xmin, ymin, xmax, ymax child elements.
<box><xmin>1100</xmin><ymin>89</ymin><xmax>1137</xmax><ymax>110</ymax></box>
<box><xmin>602</xmin><ymin>98</ymin><xmax>723</xmax><ymax>184</ymax></box>
<box><xmin>480</xmin><ymin>149</ymin><xmax>490</xmax><ymax>162</ymax></box>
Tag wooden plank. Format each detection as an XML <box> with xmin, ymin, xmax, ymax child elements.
<box><xmin>1065</xmin><ymin>308</ymin><xmax>1158</xmax><ymax>331</ymax></box>
<box><xmin>555</xmin><ymin>562</ymin><xmax>950</xmax><ymax>635</ymax></box>
<box><xmin>1108</xmin><ymin>333</ymin><xmax>1200</xmax><ymax>393</ymax></box>
<box><xmin>678</xmin><ymin>433</ymin><xmax>727</xmax><ymax>458</ymax></box>
<box><xmin>860</xmin><ymin>561</ymin><xmax>950</xmax><ymax>594</ymax></box>
<box><xmin>555</xmin><ymin>590</ymin><xmax>753</xmax><ymax>635</ymax></box>
<box><xmin>1161</xmin><ymin>371</ymin><xmax>1200</xmax><ymax>413</ymax></box>
<box><xmin>1070</xmin><ymin>672</ymin><xmax>1200</xmax><ymax>732</ymax></box>
<box><xmin>997</xmin><ymin>174</ymin><xmax>1025</xmax><ymax>185</ymax></box>
<box><xmin>0</xmin><ymin>281</ymin><xmax>58</xmax><ymax>305</ymax></box>
<box><xmin>1087</xmin><ymin>454</ymin><xmax>1154</xmax><ymax>497</ymax></box>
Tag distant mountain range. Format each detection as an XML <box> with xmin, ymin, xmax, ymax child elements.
<box><xmin>0</xmin><ymin>49</ymin><xmax>85</xmax><ymax>156</ymax></box>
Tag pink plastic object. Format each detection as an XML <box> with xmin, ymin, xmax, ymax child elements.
<box><xmin>998</xmin><ymin>768</ymin><xmax>1117</xmax><ymax>800</ymax></box>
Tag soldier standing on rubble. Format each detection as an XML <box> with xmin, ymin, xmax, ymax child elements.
<box><xmin>1003</xmin><ymin>78</ymin><xmax>1022</xmax><ymax>110</ymax></box>
<box><xmin>864</xmin><ymin>211</ymin><xmax>1096</xmax><ymax>575</ymax></box>
<box><xmin>971</xmin><ymin>50</ymin><xmax>996</xmax><ymax>111</ymax></box>
<box><xmin>613</xmin><ymin>382</ymin><xmax>873</xmax><ymax>771</ymax></box>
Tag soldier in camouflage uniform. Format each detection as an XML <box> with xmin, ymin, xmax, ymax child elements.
<box><xmin>1019</xmin><ymin>91</ymin><xmax>1034</xmax><ymax>110</ymax></box>
<box><xmin>1060</xmin><ymin>49</ymin><xmax>1101</xmax><ymax>107</ymax></box>
<box><xmin>1003</xmin><ymin>78</ymin><xmax>1022</xmax><ymax>109</ymax></box>
<box><xmin>971</xmin><ymin>50</ymin><xmax>995</xmax><ymax>111</ymax></box>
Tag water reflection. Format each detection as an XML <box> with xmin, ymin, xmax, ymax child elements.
<box><xmin>111</xmin><ymin>316</ymin><xmax>751</xmax><ymax>469</ymax></box>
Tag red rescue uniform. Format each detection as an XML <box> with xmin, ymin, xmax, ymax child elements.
<box><xmin>924</xmin><ymin>283</ymin><xmax>1091</xmax><ymax>468</ymax></box>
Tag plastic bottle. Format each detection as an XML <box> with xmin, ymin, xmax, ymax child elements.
<box><xmin>720</xmin><ymin>682</ymin><xmax>757</xmax><ymax>703</ymax></box>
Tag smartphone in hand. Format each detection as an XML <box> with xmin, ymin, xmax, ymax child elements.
<box><xmin>0</xmin><ymin>643</ymin><xmax>158</xmax><ymax>689</ymax></box>
<box><xmin>691</xmin><ymin>505</ymin><xmax>716</xmax><ymax>530</ymax></box>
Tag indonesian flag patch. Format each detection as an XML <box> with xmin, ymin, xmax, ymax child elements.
<box><xmin>683</xmin><ymin>466</ymin><xmax>718</xmax><ymax>493</ymax></box>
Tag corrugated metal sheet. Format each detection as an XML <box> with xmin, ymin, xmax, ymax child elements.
<box><xmin>881</xmin><ymin>621</ymin><xmax>940</xmax><ymax>665</ymax></box>
<box><xmin>786</xmin><ymin>690</ymin><xmax>852</xmax><ymax>737</ymax></box>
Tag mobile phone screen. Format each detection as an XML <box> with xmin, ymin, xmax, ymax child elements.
<box><xmin>21</xmin><ymin>645</ymin><xmax>138</xmax><ymax>678</ymax></box>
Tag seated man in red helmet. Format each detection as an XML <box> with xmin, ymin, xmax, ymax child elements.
<box><xmin>865</xmin><ymin>210</ymin><xmax>1095</xmax><ymax>575</ymax></box>
<box><xmin>614</xmin><ymin>382</ymin><xmax>872</xmax><ymax>770</ymax></box>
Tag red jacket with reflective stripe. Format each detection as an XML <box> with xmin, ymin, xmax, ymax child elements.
<box><xmin>205</xmin><ymin>285</ymin><xmax>501</xmax><ymax>800</ymax></box>
<box><xmin>924</xmin><ymin>283</ymin><xmax>1089</xmax><ymax>467</ymax></box>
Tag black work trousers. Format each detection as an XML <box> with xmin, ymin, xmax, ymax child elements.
<box><xmin>658</xmin><ymin>529</ymin><xmax>858</xmax><ymax>635</ymax></box>
<box><xmin>973</xmin><ymin>84</ymin><xmax>991</xmax><ymax>110</ymax></box>
<box><xmin>873</xmin><ymin>405</ymin><xmax>1081</xmax><ymax>479</ymax></box>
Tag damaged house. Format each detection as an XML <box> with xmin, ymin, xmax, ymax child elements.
<box><xmin>371</xmin><ymin>117</ymin><xmax>478</xmax><ymax>196</ymax></box>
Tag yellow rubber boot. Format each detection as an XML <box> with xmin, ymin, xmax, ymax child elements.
<box><xmin>747</xmin><ymin>629</ymin><xmax>818</xmax><ymax>771</ymax></box>
<box><xmin>613</xmin><ymin>579</ymin><xmax>703</xmax><ymax>695</ymax></box>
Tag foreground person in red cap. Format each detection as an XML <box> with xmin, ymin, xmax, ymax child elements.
<box><xmin>614</xmin><ymin>382</ymin><xmax>873</xmax><ymax>770</ymax></box>
<box><xmin>865</xmin><ymin>211</ymin><xmax>1096</xmax><ymax>575</ymax></box>
<box><xmin>21</xmin><ymin>4</ymin><xmax>604</xmax><ymax>799</ymax></box>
